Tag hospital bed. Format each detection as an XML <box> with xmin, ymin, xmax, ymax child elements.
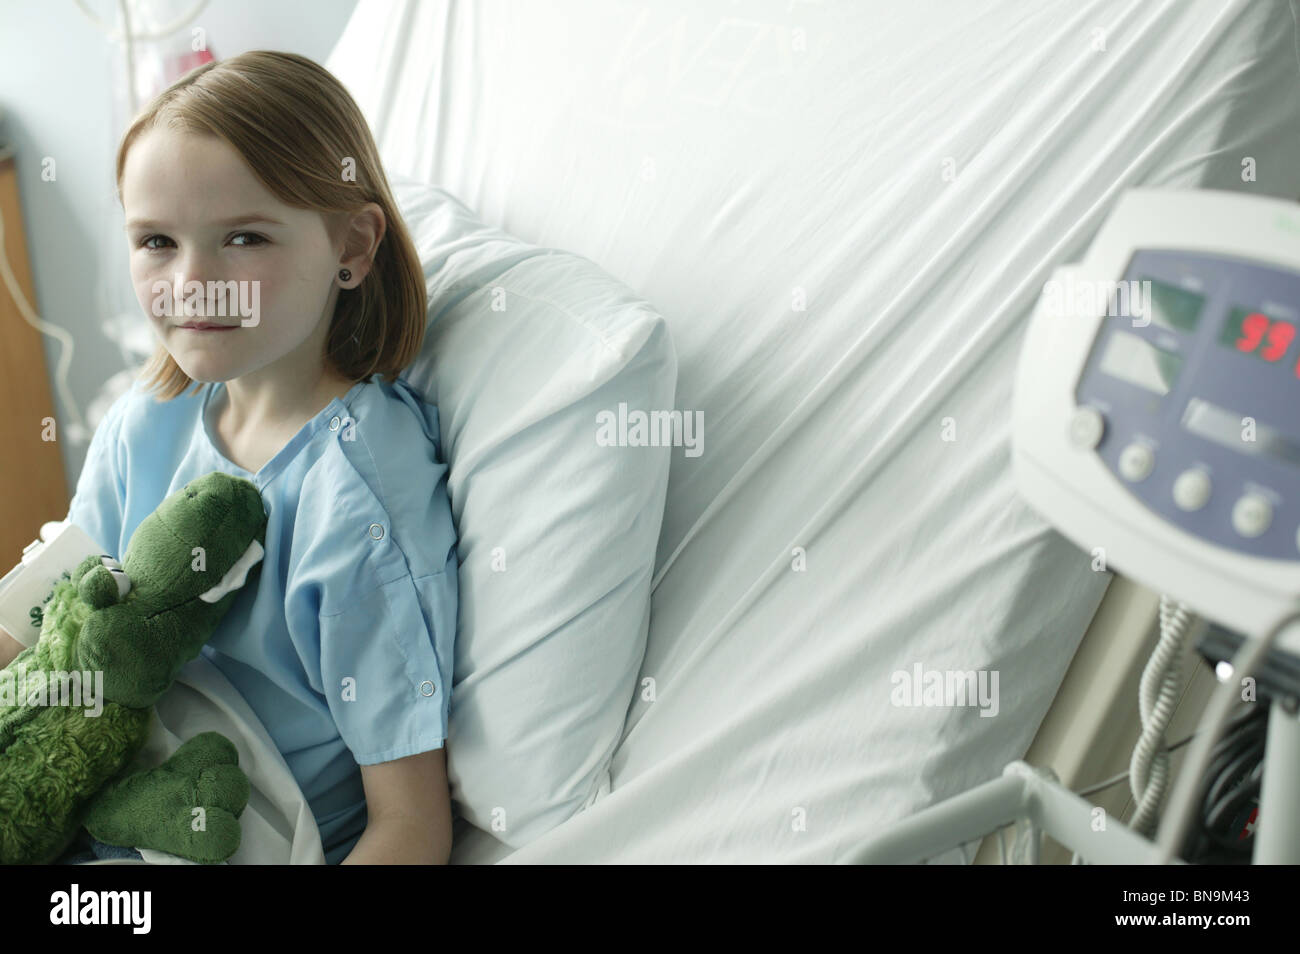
<box><xmin>314</xmin><ymin>0</ymin><xmax>1300</xmax><ymax>865</ymax></box>
<box><xmin>36</xmin><ymin>0</ymin><xmax>1300</xmax><ymax>865</ymax></box>
<box><xmin>334</xmin><ymin>0</ymin><xmax>1300</xmax><ymax>865</ymax></box>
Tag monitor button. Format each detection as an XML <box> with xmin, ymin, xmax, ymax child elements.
<box><xmin>1232</xmin><ymin>494</ymin><xmax>1273</xmax><ymax>538</ymax></box>
<box><xmin>1068</xmin><ymin>406</ymin><xmax>1105</xmax><ymax>449</ymax></box>
<box><xmin>1173</xmin><ymin>469</ymin><xmax>1212</xmax><ymax>512</ymax></box>
<box><xmin>1118</xmin><ymin>442</ymin><xmax>1155</xmax><ymax>482</ymax></box>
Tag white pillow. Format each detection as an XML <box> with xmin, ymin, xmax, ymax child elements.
<box><xmin>392</xmin><ymin>174</ymin><xmax>677</xmax><ymax>848</ymax></box>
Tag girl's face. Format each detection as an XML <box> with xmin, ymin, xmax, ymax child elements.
<box><xmin>121</xmin><ymin>126</ymin><xmax>348</xmax><ymax>385</ymax></box>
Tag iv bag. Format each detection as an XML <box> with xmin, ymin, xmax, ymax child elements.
<box><xmin>107</xmin><ymin>0</ymin><xmax>217</xmax><ymax>139</ymax></box>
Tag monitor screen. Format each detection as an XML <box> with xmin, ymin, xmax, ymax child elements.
<box><xmin>1098</xmin><ymin>329</ymin><xmax>1183</xmax><ymax>395</ymax></box>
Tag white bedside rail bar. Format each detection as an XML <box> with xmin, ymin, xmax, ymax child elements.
<box><xmin>847</xmin><ymin>761</ymin><xmax>1177</xmax><ymax>865</ymax></box>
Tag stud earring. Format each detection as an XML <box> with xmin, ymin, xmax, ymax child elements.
<box><xmin>339</xmin><ymin>268</ymin><xmax>352</xmax><ymax>283</ymax></box>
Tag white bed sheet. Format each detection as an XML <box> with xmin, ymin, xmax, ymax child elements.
<box><xmin>328</xmin><ymin>0</ymin><xmax>1300</xmax><ymax>863</ymax></box>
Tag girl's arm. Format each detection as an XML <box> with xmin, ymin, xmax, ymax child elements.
<box><xmin>341</xmin><ymin>747</ymin><xmax>452</xmax><ymax>865</ymax></box>
<box><xmin>0</xmin><ymin>626</ymin><xmax>22</xmax><ymax>670</ymax></box>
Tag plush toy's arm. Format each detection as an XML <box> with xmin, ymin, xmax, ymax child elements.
<box><xmin>75</xmin><ymin>555</ymin><xmax>130</xmax><ymax>610</ymax></box>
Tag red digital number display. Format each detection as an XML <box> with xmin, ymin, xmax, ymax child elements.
<box><xmin>1231</xmin><ymin>310</ymin><xmax>1299</xmax><ymax>375</ymax></box>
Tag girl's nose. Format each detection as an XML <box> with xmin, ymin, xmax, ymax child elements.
<box><xmin>165</xmin><ymin>263</ymin><xmax>220</xmax><ymax>317</ymax></box>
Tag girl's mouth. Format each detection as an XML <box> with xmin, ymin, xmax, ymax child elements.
<box><xmin>178</xmin><ymin>322</ymin><xmax>239</xmax><ymax>331</ymax></box>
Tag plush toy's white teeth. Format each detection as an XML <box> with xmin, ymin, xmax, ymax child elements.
<box><xmin>198</xmin><ymin>539</ymin><xmax>265</xmax><ymax>604</ymax></box>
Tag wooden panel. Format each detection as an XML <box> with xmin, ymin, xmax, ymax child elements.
<box><xmin>0</xmin><ymin>154</ymin><xmax>70</xmax><ymax>566</ymax></box>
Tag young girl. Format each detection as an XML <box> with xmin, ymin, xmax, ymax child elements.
<box><xmin>1</xmin><ymin>51</ymin><xmax>458</xmax><ymax>864</ymax></box>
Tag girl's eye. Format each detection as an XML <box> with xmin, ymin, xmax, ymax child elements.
<box><xmin>136</xmin><ymin>233</ymin><xmax>267</xmax><ymax>250</ymax></box>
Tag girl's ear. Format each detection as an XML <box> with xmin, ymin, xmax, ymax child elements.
<box><xmin>337</xmin><ymin>203</ymin><xmax>387</xmax><ymax>280</ymax></box>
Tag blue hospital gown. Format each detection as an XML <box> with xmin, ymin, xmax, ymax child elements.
<box><xmin>64</xmin><ymin>373</ymin><xmax>458</xmax><ymax>864</ymax></box>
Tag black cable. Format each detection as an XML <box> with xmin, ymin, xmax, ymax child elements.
<box><xmin>1203</xmin><ymin>738</ymin><xmax>1265</xmax><ymax>811</ymax></box>
<box><xmin>1199</xmin><ymin>703</ymin><xmax>1266</xmax><ymax>786</ymax></box>
<box><xmin>1201</xmin><ymin>791</ymin><xmax>1260</xmax><ymax>853</ymax></box>
<box><xmin>1198</xmin><ymin>722</ymin><xmax>1262</xmax><ymax>797</ymax></box>
<box><xmin>1205</xmin><ymin>779</ymin><xmax>1261</xmax><ymax>846</ymax></box>
<box><xmin>1206</xmin><ymin>765</ymin><xmax>1262</xmax><ymax>829</ymax></box>
<box><xmin>1205</xmin><ymin>760</ymin><xmax>1263</xmax><ymax>822</ymax></box>
<box><xmin>1185</xmin><ymin>701</ymin><xmax>1269</xmax><ymax>863</ymax></box>
<box><xmin>1209</xmin><ymin>703</ymin><xmax>1268</xmax><ymax>757</ymax></box>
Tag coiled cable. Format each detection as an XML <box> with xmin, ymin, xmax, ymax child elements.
<box><xmin>1128</xmin><ymin>595</ymin><xmax>1196</xmax><ymax>838</ymax></box>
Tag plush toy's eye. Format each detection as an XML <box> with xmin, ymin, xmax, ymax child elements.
<box><xmin>99</xmin><ymin>555</ymin><xmax>130</xmax><ymax>599</ymax></box>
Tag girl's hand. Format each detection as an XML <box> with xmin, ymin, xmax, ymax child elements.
<box><xmin>0</xmin><ymin>626</ymin><xmax>23</xmax><ymax>670</ymax></box>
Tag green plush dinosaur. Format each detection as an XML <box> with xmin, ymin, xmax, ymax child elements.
<box><xmin>0</xmin><ymin>471</ymin><xmax>267</xmax><ymax>864</ymax></box>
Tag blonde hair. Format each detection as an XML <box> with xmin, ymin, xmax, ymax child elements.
<box><xmin>116</xmin><ymin>50</ymin><xmax>426</xmax><ymax>400</ymax></box>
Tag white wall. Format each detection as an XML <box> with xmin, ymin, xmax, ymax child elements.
<box><xmin>0</xmin><ymin>0</ymin><xmax>359</xmax><ymax>496</ymax></box>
